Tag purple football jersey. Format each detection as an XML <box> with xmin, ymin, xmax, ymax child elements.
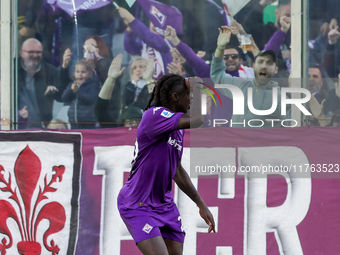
<box><xmin>118</xmin><ymin>106</ymin><xmax>184</xmax><ymax>211</ymax></box>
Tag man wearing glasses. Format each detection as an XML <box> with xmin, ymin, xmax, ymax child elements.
<box><xmin>223</xmin><ymin>45</ymin><xmax>254</xmax><ymax>78</ymax></box>
<box><xmin>17</xmin><ymin>38</ymin><xmax>64</xmax><ymax>129</ymax></box>
<box><xmin>164</xmin><ymin>25</ymin><xmax>254</xmax><ymax>79</ymax></box>
<box><xmin>211</xmin><ymin>26</ymin><xmax>290</xmax><ymax>128</ymax></box>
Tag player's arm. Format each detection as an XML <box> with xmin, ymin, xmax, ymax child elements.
<box><xmin>177</xmin><ymin>77</ymin><xmax>204</xmax><ymax>129</ymax></box>
<box><xmin>174</xmin><ymin>162</ymin><xmax>216</xmax><ymax>233</ymax></box>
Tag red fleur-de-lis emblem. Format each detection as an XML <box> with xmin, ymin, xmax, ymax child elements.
<box><xmin>0</xmin><ymin>145</ymin><xmax>66</xmax><ymax>255</ymax></box>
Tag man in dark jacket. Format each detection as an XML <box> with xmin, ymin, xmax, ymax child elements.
<box><xmin>17</xmin><ymin>38</ymin><xmax>65</xmax><ymax>129</ymax></box>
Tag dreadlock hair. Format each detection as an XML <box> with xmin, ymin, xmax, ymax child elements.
<box><xmin>145</xmin><ymin>74</ymin><xmax>187</xmax><ymax>110</ymax></box>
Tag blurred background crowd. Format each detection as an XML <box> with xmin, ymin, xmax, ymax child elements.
<box><xmin>3</xmin><ymin>0</ymin><xmax>340</xmax><ymax>129</ymax></box>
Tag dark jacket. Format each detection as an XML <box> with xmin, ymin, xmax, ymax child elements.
<box><xmin>95</xmin><ymin>57</ymin><xmax>112</xmax><ymax>85</ymax></box>
<box><xmin>17</xmin><ymin>59</ymin><xmax>63</xmax><ymax>129</ymax></box>
<box><xmin>122</xmin><ymin>82</ymin><xmax>149</xmax><ymax>110</ymax></box>
<box><xmin>121</xmin><ymin>82</ymin><xmax>150</xmax><ymax>122</ymax></box>
<box><xmin>62</xmin><ymin>76</ymin><xmax>101</xmax><ymax>128</ymax></box>
<box><xmin>324</xmin><ymin>43</ymin><xmax>340</xmax><ymax>78</ymax></box>
<box><xmin>95</xmin><ymin>97</ymin><xmax>121</xmax><ymax>128</ymax></box>
<box><xmin>121</xmin><ymin>82</ymin><xmax>149</xmax><ymax>121</ymax></box>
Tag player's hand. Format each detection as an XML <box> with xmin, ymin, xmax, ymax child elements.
<box><xmin>185</xmin><ymin>76</ymin><xmax>203</xmax><ymax>91</ymax></box>
<box><xmin>199</xmin><ymin>204</ymin><xmax>216</xmax><ymax>233</ymax></box>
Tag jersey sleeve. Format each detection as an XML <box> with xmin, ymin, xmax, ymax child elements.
<box><xmin>143</xmin><ymin>107</ymin><xmax>184</xmax><ymax>141</ymax></box>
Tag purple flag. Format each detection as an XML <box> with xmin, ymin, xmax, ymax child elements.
<box><xmin>136</xmin><ymin>0</ymin><xmax>184</xmax><ymax>35</ymax></box>
<box><xmin>49</xmin><ymin>0</ymin><xmax>113</xmax><ymax>17</ymax></box>
<box><xmin>203</xmin><ymin>0</ymin><xmax>228</xmax><ymax>25</ymax></box>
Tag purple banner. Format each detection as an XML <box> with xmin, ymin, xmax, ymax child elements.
<box><xmin>136</xmin><ymin>0</ymin><xmax>184</xmax><ymax>34</ymax></box>
<box><xmin>2</xmin><ymin>127</ymin><xmax>340</xmax><ymax>254</ymax></box>
<box><xmin>49</xmin><ymin>0</ymin><xmax>112</xmax><ymax>17</ymax></box>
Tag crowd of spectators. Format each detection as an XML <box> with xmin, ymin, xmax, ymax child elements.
<box><xmin>12</xmin><ymin>0</ymin><xmax>340</xmax><ymax>129</ymax></box>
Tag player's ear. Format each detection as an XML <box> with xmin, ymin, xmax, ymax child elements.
<box><xmin>170</xmin><ymin>92</ymin><xmax>179</xmax><ymax>102</ymax></box>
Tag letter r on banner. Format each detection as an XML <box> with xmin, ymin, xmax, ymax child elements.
<box><xmin>238</xmin><ymin>146</ymin><xmax>311</xmax><ymax>255</ymax></box>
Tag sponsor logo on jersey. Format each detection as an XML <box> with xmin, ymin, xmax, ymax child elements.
<box><xmin>161</xmin><ymin>109</ymin><xmax>174</xmax><ymax>118</ymax></box>
<box><xmin>142</xmin><ymin>223</ymin><xmax>153</xmax><ymax>234</ymax></box>
<box><xmin>168</xmin><ymin>137</ymin><xmax>183</xmax><ymax>151</ymax></box>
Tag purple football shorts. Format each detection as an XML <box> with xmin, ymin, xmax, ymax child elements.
<box><xmin>119</xmin><ymin>203</ymin><xmax>185</xmax><ymax>244</ymax></box>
